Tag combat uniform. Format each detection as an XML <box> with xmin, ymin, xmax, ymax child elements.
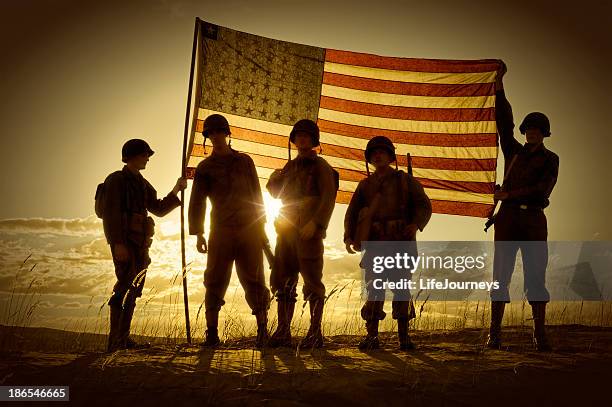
<box><xmin>492</xmin><ymin>90</ymin><xmax>559</xmax><ymax>302</ymax></box>
<box><xmin>345</xmin><ymin>168</ymin><xmax>431</xmax><ymax>323</ymax></box>
<box><xmin>188</xmin><ymin>149</ymin><xmax>271</xmax><ymax>335</ymax></box>
<box><xmin>488</xmin><ymin>89</ymin><xmax>559</xmax><ymax>350</ymax></box>
<box><xmin>103</xmin><ymin>166</ymin><xmax>180</xmax><ymax>350</ymax></box>
<box><xmin>266</xmin><ymin>149</ymin><xmax>337</xmax><ymax>347</ymax></box>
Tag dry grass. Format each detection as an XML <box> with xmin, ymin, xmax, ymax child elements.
<box><xmin>2</xmin><ymin>255</ymin><xmax>611</xmax><ymax>353</ymax></box>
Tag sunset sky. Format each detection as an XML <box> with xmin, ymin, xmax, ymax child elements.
<box><xmin>0</xmin><ymin>0</ymin><xmax>610</xmax><ymax>332</ymax></box>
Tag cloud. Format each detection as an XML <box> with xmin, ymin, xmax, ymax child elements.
<box><xmin>60</xmin><ymin>302</ymin><xmax>83</xmax><ymax>309</ymax></box>
<box><xmin>0</xmin><ymin>216</ymin><xmax>102</xmax><ymax>237</ymax></box>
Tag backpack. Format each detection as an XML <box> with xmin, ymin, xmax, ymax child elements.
<box><xmin>94</xmin><ymin>171</ymin><xmax>124</xmax><ymax>219</ymax></box>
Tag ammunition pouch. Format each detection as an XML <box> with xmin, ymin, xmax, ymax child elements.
<box><xmin>127</xmin><ymin>213</ymin><xmax>155</xmax><ymax>247</ymax></box>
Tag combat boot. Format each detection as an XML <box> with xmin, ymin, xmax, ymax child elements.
<box><xmin>116</xmin><ymin>301</ymin><xmax>135</xmax><ymax>350</ymax></box>
<box><xmin>107</xmin><ymin>304</ymin><xmax>122</xmax><ymax>352</ymax></box>
<box><xmin>397</xmin><ymin>318</ymin><xmax>415</xmax><ymax>351</ymax></box>
<box><xmin>201</xmin><ymin>310</ymin><xmax>221</xmax><ymax>347</ymax></box>
<box><xmin>301</xmin><ymin>299</ymin><xmax>324</xmax><ymax>349</ymax></box>
<box><xmin>358</xmin><ymin>320</ymin><xmax>380</xmax><ymax>350</ymax></box>
<box><xmin>125</xmin><ymin>336</ymin><xmax>151</xmax><ymax>350</ymax></box>
<box><xmin>255</xmin><ymin>310</ymin><xmax>269</xmax><ymax>348</ymax></box>
<box><xmin>486</xmin><ymin>301</ymin><xmax>505</xmax><ymax>349</ymax></box>
<box><xmin>118</xmin><ymin>301</ymin><xmax>151</xmax><ymax>350</ymax></box>
<box><xmin>268</xmin><ymin>301</ymin><xmax>294</xmax><ymax>347</ymax></box>
<box><xmin>531</xmin><ymin>302</ymin><xmax>552</xmax><ymax>352</ymax></box>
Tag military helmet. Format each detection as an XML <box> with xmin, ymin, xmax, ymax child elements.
<box><xmin>365</xmin><ymin>136</ymin><xmax>396</xmax><ymax>163</ymax></box>
<box><xmin>202</xmin><ymin>114</ymin><xmax>230</xmax><ymax>137</ymax></box>
<box><xmin>122</xmin><ymin>139</ymin><xmax>154</xmax><ymax>163</ymax></box>
<box><xmin>289</xmin><ymin>119</ymin><xmax>320</xmax><ymax>146</ymax></box>
<box><xmin>519</xmin><ymin>112</ymin><xmax>551</xmax><ymax>137</ymax></box>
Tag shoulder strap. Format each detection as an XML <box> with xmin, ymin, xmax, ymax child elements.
<box><xmin>396</xmin><ymin>170</ymin><xmax>411</xmax><ymax>218</ymax></box>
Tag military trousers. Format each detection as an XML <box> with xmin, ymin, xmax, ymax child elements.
<box><xmin>491</xmin><ymin>204</ymin><xmax>550</xmax><ymax>303</ymax></box>
<box><xmin>361</xmin><ymin>233</ymin><xmax>417</xmax><ymax>322</ymax></box>
<box><xmin>271</xmin><ymin>228</ymin><xmax>326</xmax><ymax>303</ymax></box>
<box><xmin>204</xmin><ymin>223</ymin><xmax>271</xmax><ymax>314</ymax></box>
<box><xmin>109</xmin><ymin>242</ymin><xmax>150</xmax><ymax>307</ymax></box>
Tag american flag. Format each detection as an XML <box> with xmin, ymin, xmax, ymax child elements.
<box><xmin>185</xmin><ymin>20</ymin><xmax>500</xmax><ymax>217</ymax></box>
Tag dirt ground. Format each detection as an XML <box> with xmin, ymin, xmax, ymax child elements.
<box><xmin>1</xmin><ymin>325</ymin><xmax>611</xmax><ymax>406</ymax></box>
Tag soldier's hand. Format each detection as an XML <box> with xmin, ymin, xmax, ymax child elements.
<box><xmin>113</xmin><ymin>243</ymin><xmax>130</xmax><ymax>262</ymax></box>
<box><xmin>494</xmin><ymin>190</ymin><xmax>510</xmax><ymax>201</ymax></box>
<box><xmin>403</xmin><ymin>223</ymin><xmax>419</xmax><ymax>239</ymax></box>
<box><xmin>299</xmin><ymin>220</ymin><xmax>317</xmax><ymax>240</ymax></box>
<box><xmin>172</xmin><ymin>177</ymin><xmax>188</xmax><ymax>195</ymax></box>
<box><xmin>345</xmin><ymin>240</ymin><xmax>356</xmax><ymax>254</ymax></box>
<box><xmin>196</xmin><ymin>234</ymin><xmax>208</xmax><ymax>254</ymax></box>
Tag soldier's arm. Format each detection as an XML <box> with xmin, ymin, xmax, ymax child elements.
<box><xmin>246</xmin><ymin>155</ymin><xmax>267</xmax><ymax>227</ymax></box>
<box><xmin>266</xmin><ymin>167</ymin><xmax>286</xmax><ymax>199</ymax></box>
<box><xmin>313</xmin><ymin>160</ymin><xmax>337</xmax><ymax>231</ymax></box>
<box><xmin>343</xmin><ymin>182</ymin><xmax>365</xmax><ymax>243</ymax></box>
<box><xmin>507</xmin><ymin>153</ymin><xmax>559</xmax><ymax>201</ymax></box>
<box><xmin>404</xmin><ymin>173</ymin><xmax>432</xmax><ymax>231</ymax></box>
<box><xmin>145</xmin><ymin>181</ymin><xmax>181</xmax><ymax>217</ymax></box>
<box><xmin>102</xmin><ymin>173</ymin><xmax>126</xmax><ymax>245</ymax></box>
<box><xmin>188</xmin><ymin>165</ymin><xmax>208</xmax><ymax>235</ymax></box>
<box><xmin>496</xmin><ymin>89</ymin><xmax>522</xmax><ymax>160</ymax></box>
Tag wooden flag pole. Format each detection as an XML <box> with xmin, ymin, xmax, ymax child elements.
<box><xmin>179</xmin><ymin>17</ymin><xmax>201</xmax><ymax>345</ymax></box>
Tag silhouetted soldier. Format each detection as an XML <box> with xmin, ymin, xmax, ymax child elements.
<box><xmin>344</xmin><ymin>136</ymin><xmax>431</xmax><ymax>351</ymax></box>
<box><xmin>100</xmin><ymin>139</ymin><xmax>186</xmax><ymax>352</ymax></box>
<box><xmin>487</xmin><ymin>63</ymin><xmax>559</xmax><ymax>351</ymax></box>
<box><xmin>266</xmin><ymin>119</ymin><xmax>337</xmax><ymax>348</ymax></box>
<box><xmin>188</xmin><ymin>114</ymin><xmax>271</xmax><ymax>348</ymax></box>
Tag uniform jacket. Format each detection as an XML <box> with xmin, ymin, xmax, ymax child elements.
<box><xmin>496</xmin><ymin>90</ymin><xmax>559</xmax><ymax>208</ymax></box>
<box><xmin>266</xmin><ymin>150</ymin><xmax>336</xmax><ymax>234</ymax></box>
<box><xmin>344</xmin><ymin>168</ymin><xmax>432</xmax><ymax>243</ymax></box>
<box><xmin>102</xmin><ymin>166</ymin><xmax>181</xmax><ymax>245</ymax></box>
<box><xmin>188</xmin><ymin>149</ymin><xmax>266</xmax><ymax>234</ymax></box>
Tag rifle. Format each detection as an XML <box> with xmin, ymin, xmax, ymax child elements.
<box><xmin>484</xmin><ymin>184</ymin><xmax>501</xmax><ymax>232</ymax></box>
<box><xmin>262</xmin><ymin>235</ymin><xmax>275</xmax><ymax>269</ymax></box>
<box><xmin>484</xmin><ymin>153</ymin><xmax>519</xmax><ymax>232</ymax></box>
<box><xmin>406</xmin><ymin>153</ymin><xmax>413</xmax><ymax>175</ymax></box>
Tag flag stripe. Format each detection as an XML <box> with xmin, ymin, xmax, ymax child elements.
<box><xmin>196</xmin><ymin>116</ymin><xmax>497</xmax><ymax>148</ymax></box>
<box><xmin>318</xmin><ymin>108</ymin><xmax>497</xmax><ymax>134</ymax></box>
<box><xmin>325</xmin><ymin>49</ymin><xmax>501</xmax><ymax>74</ymax></box>
<box><xmin>317</xmin><ymin>120</ymin><xmax>497</xmax><ymax>147</ymax></box>
<box><xmin>322</xmin><ymin>72</ymin><xmax>496</xmax><ymax>97</ymax></box>
<box><xmin>322</xmin><ymin>84</ymin><xmax>495</xmax><ymax>109</ymax></box>
<box><xmin>192</xmin><ymin>136</ymin><xmax>495</xmax><ymax>183</ymax></box>
<box><xmin>191</xmin><ymin>127</ymin><xmax>496</xmax><ymax>172</ymax></box>
<box><xmin>188</xmin><ymin>151</ymin><xmax>493</xmax><ymax>194</ymax></box>
<box><xmin>431</xmin><ymin>200</ymin><xmax>493</xmax><ymax>217</ymax></box>
<box><xmin>320</xmin><ymin>96</ymin><xmax>495</xmax><ymax>122</ymax></box>
<box><xmin>324</xmin><ymin>62</ymin><xmax>497</xmax><ymax>85</ymax></box>
<box><xmin>331</xmin><ymin>178</ymin><xmax>492</xmax><ymax>204</ymax></box>
<box><xmin>196</xmin><ymin>110</ymin><xmax>498</xmax><ymax>158</ymax></box>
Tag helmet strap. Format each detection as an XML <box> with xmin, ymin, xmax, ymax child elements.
<box><xmin>366</xmin><ymin>160</ymin><xmax>370</xmax><ymax>176</ymax></box>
